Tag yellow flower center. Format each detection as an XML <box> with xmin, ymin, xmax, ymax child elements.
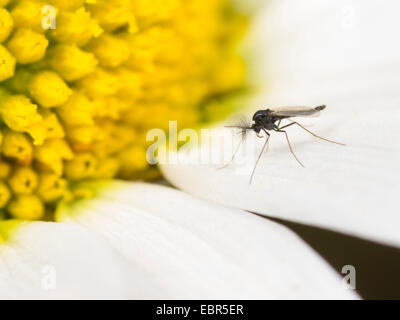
<box><xmin>0</xmin><ymin>0</ymin><xmax>246</xmax><ymax>220</ymax></box>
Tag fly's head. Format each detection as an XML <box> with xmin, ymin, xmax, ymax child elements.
<box><xmin>252</xmin><ymin>109</ymin><xmax>273</xmax><ymax>132</ymax></box>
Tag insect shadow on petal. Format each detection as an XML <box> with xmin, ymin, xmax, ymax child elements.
<box><xmin>219</xmin><ymin>105</ymin><xmax>345</xmax><ymax>184</ymax></box>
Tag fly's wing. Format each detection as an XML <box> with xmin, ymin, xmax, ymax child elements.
<box><xmin>270</xmin><ymin>105</ymin><xmax>326</xmax><ymax>118</ymax></box>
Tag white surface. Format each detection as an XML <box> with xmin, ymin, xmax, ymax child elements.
<box><xmin>0</xmin><ymin>221</ymin><xmax>164</xmax><ymax>299</ymax></box>
<box><xmin>57</xmin><ymin>181</ymin><xmax>358</xmax><ymax>299</ymax></box>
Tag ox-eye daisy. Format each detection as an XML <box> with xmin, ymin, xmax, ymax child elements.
<box><xmin>1</xmin><ymin>0</ymin><xmax>398</xmax><ymax>299</ymax></box>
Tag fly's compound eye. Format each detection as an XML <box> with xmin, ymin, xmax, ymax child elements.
<box><xmin>253</xmin><ymin>110</ymin><xmax>269</xmax><ymax>122</ymax></box>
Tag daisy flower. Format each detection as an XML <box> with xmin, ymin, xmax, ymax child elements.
<box><xmin>1</xmin><ymin>0</ymin><xmax>397</xmax><ymax>299</ymax></box>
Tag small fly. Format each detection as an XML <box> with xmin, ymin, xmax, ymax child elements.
<box><xmin>221</xmin><ymin>105</ymin><xmax>345</xmax><ymax>184</ymax></box>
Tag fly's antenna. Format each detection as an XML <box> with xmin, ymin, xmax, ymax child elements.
<box><xmin>220</xmin><ymin>115</ymin><xmax>253</xmax><ymax>170</ymax></box>
<box><xmin>219</xmin><ymin>124</ymin><xmax>252</xmax><ymax>170</ymax></box>
<box><xmin>224</xmin><ymin>115</ymin><xmax>253</xmax><ymax>140</ymax></box>
<box><xmin>224</xmin><ymin>125</ymin><xmax>252</xmax><ymax>129</ymax></box>
<box><xmin>224</xmin><ymin>125</ymin><xmax>253</xmax><ymax>142</ymax></box>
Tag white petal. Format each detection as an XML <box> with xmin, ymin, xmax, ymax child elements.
<box><xmin>245</xmin><ymin>0</ymin><xmax>400</xmax><ymax>106</ymax></box>
<box><xmin>161</xmin><ymin>0</ymin><xmax>400</xmax><ymax>247</ymax></box>
<box><xmin>0</xmin><ymin>221</ymin><xmax>165</xmax><ymax>299</ymax></box>
<box><xmin>57</xmin><ymin>181</ymin><xmax>358</xmax><ymax>299</ymax></box>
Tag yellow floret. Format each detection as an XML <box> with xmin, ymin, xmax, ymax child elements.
<box><xmin>7</xmin><ymin>194</ymin><xmax>44</xmax><ymax>220</ymax></box>
<box><xmin>50</xmin><ymin>8</ymin><xmax>103</xmax><ymax>46</ymax></box>
<box><xmin>91</xmin><ymin>121</ymin><xmax>135</xmax><ymax>157</ymax></box>
<box><xmin>27</xmin><ymin>110</ymin><xmax>65</xmax><ymax>145</ymax></box>
<box><xmin>0</xmin><ymin>45</ymin><xmax>16</xmax><ymax>81</ymax></box>
<box><xmin>36</xmin><ymin>173</ymin><xmax>67</xmax><ymax>203</ymax></box>
<box><xmin>0</xmin><ymin>161</ymin><xmax>11</xmax><ymax>179</ymax></box>
<box><xmin>10</xmin><ymin>0</ymin><xmax>50</xmax><ymax>32</ymax></box>
<box><xmin>86</xmin><ymin>34</ymin><xmax>130</xmax><ymax>68</ymax></box>
<box><xmin>56</xmin><ymin>92</ymin><xmax>95</xmax><ymax>126</ymax></box>
<box><xmin>8</xmin><ymin>166</ymin><xmax>38</xmax><ymax>194</ymax></box>
<box><xmin>1</xmin><ymin>131</ymin><xmax>33</xmax><ymax>164</ymax></box>
<box><xmin>27</xmin><ymin>71</ymin><xmax>72</xmax><ymax>107</ymax></box>
<box><xmin>87</xmin><ymin>0</ymin><xmax>138</xmax><ymax>33</ymax></box>
<box><xmin>48</xmin><ymin>44</ymin><xmax>98</xmax><ymax>81</ymax></box>
<box><xmin>0</xmin><ymin>8</ymin><xmax>13</xmax><ymax>43</ymax></box>
<box><xmin>0</xmin><ymin>181</ymin><xmax>11</xmax><ymax>208</ymax></box>
<box><xmin>0</xmin><ymin>94</ymin><xmax>42</xmax><ymax>133</ymax></box>
<box><xmin>76</xmin><ymin>68</ymin><xmax>119</xmax><ymax>98</ymax></box>
<box><xmin>34</xmin><ymin>138</ymin><xmax>73</xmax><ymax>175</ymax></box>
<box><xmin>7</xmin><ymin>28</ymin><xmax>49</xmax><ymax>64</ymax></box>
<box><xmin>64</xmin><ymin>152</ymin><xmax>97</xmax><ymax>180</ymax></box>
<box><xmin>65</xmin><ymin>125</ymin><xmax>98</xmax><ymax>149</ymax></box>
<box><xmin>92</xmin><ymin>157</ymin><xmax>120</xmax><ymax>179</ymax></box>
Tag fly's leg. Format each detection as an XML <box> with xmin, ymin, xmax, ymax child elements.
<box><xmin>275</xmin><ymin>129</ymin><xmax>305</xmax><ymax>167</ymax></box>
<box><xmin>218</xmin><ymin>126</ymin><xmax>252</xmax><ymax>169</ymax></box>
<box><xmin>218</xmin><ymin>138</ymin><xmax>243</xmax><ymax>170</ymax></box>
<box><xmin>279</xmin><ymin>121</ymin><xmax>345</xmax><ymax>146</ymax></box>
<box><xmin>249</xmin><ymin>130</ymin><xmax>270</xmax><ymax>184</ymax></box>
